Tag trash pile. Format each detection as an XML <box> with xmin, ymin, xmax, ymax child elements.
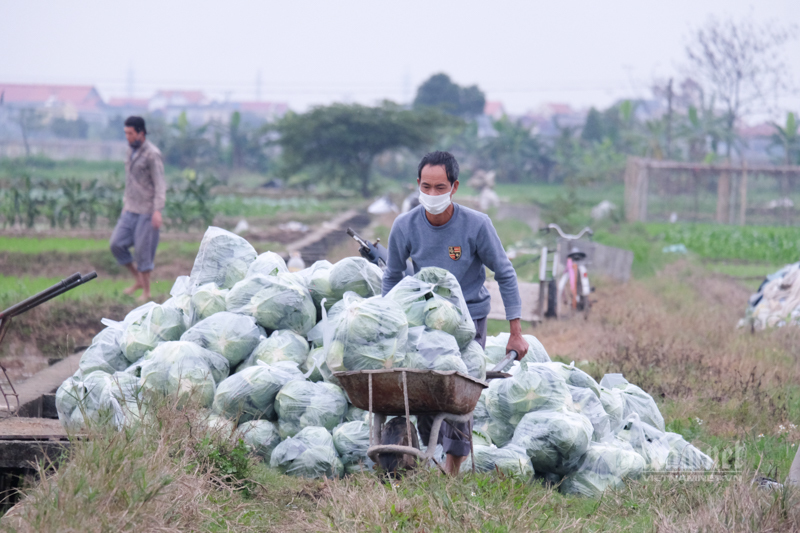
<box><xmin>740</xmin><ymin>262</ymin><xmax>800</xmax><ymax>331</ymax></box>
<box><xmin>57</xmin><ymin>226</ymin><xmax>713</xmax><ymax>497</ymax></box>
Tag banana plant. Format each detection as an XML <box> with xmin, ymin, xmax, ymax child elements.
<box><xmin>770</xmin><ymin>112</ymin><xmax>800</xmax><ymax>165</ymax></box>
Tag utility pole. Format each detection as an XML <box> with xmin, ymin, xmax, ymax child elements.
<box><xmin>665</xmin><ymin>78</ymin><xmax>673</xmax><ymax>160</ymax></box>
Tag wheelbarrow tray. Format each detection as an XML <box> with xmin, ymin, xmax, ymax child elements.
<box><xmin>333</xmin><ymin>368</ymin><xmax>487</xmax><ymax>416</ymax></box>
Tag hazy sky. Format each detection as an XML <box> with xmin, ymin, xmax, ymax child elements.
<box><xmin>2</xmin><ymin>0</ymin><xmax>798</xmax><ymax>116</ymax></box>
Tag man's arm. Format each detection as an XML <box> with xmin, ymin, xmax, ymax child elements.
<box><xmin>476</xmin><ymin>218</ymin><xmax>528</xmax><ymax>359</ymax></box>
<box><xmin>150</xmin><ymin>151</ymin><xmax>166</xmax><ymax>228</ymax></box>
<box><xmin>381</xmin><ymin>222</ymin><xmax>409</xmax><ymax>296</ymax></box>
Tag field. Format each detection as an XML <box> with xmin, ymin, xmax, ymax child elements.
<box><xmin>3</xmin><ymin>176</ymin><xmax>800</xmax><ymax>531</ymax></box>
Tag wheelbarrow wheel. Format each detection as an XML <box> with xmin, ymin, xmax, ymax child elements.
<box><xmin>377</xmin><ymin>417</ymin><xmax>420</xmax><ymax>477</ymax></box>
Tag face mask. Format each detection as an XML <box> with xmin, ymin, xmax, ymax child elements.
<box><xmin>418</xmin><ymin>187</ymin><xmax>452</xmax><ymax>215</ymax></box>
<box><xmin>129</xmin><ymin>139</ymin><xmax>143</xmax><ymax>150</ymax></box>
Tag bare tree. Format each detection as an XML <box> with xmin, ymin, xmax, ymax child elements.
<box><xmin>685</xmin><ymin>16</ymin><xmax>797</xmax><ymax>159</ymax></box>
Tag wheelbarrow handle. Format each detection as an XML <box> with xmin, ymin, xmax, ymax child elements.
<box><xmin>490</xmin><ymin>350</ymin><xmax>519</xmax><ymax>373</ymax></box>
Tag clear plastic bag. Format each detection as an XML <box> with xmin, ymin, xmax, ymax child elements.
<box><xmin>614</xmin><ymin>414</ymin><xmax>671</xmax><ymax>471</ymax></box>
<box><xmin>190</xmin><ymin>283</ymin><xmax>229</xmax><ymax>324</ymax></box>
<box><xmin>460</xmin><ymin>444</ymin><xmax>534</xmax><ymax>478</ymax></box>
<box><xmin>345</xmin><ymin>404</ymin><xmax>368</xmax><ymax>423</ymax></box>
<box><xmin>270</xmin><ymin>426</ymin><xmax>344</xmax><ymax>479</ymax></box>
<box><xmin>329</xmin><ymin>257</ymin><xmax>383</xmax><ymax>301</ymax></box>
<box><xmin>600</xmin><ymin>374</ymin><xmax>665</xmax><ymax>432</ymax></box>
<box><xmin>56</xmin><ymin>370</ymin><xmax>122</xmax><ymax>430</ymax></box>
<box><xmin>97</xmin><ymin>372</ymin><xmax>143</xmax><ymax>429</ymax></box>
<box><xmin>598</xmin><ymin>386</ymin><xmax>625</xmax><ymax>428</ymax></box>
<box><xmin>229</xmin><ymin>273</ymin><xmax>317</xmax><ymax>335</ymax></box>
<box><xmin>78</xmin><ymin>326</ymin><xmax>129</xmax><ymax>375</ymax></box>
<box><xmin>324</xmin><ymin>293</ymin><xmax>409</xmax><ymax>373</ymax></box>
<box><xmin>664</xmin><ymin>432</ymin><xmax>714</xmax><ymax>471</ymax></box>
<box><xmin>275</xmin><ymin>380</ymin><xmax>348</xmax><ymax>438</ymax></box>
<box><xmin>211</xmin><ymin>361</ymin><xmax>304</xmax><ymax>422</ymax></box>
<box><xmin>246</xmin><ymin>329</ymin><xmax>310</xmax><ymax>368</ymax></box>
<box><xmin>461</xmin><ymin>340</ymin><xmax>487</xmax><ymax>380</ymax></box>
<box><xmin>121</xmin><ymin>303</ymin><xmax>187</xmax><ymax>363</ymax></box>
<box><xmin>180</xmin><ymin>311</ymin><xmax>263</xmax><ymax>367</ymax></box>
<box><xmin>473</xmin><ymin>390</ymin><xmax>515</xmax><ymax>447</ymax></box>
<box><xmin>140</xmin><ymin>341</ymin><xmax>230</xmax><ymax>408</ymax></box>
<box><xmin>301</xmin><ymin>347</ymin><xmax>325</xmax><ymax>382</ymax></box>
<box><xmin>541</xmin><ymin>362</ymin><xmax>600</xmax><ymax>397</ymax></box>
<box><xmin>484</xmin><ymin>333</ymin><xmax>551</xmax><ymax>371</ymax></box>
<box><xmin>568</xmin><ymin>386</ymin><xmax>611</xmax><ymax>441</ymax></box>
<box><xmin>560</xmin><ymin>441</ymin><xmax>646</xmax><ymax>498</ymax></box>
<box><xmin>511</xmin><ymin>409</ymin><xmax>593</xmax><ymax>475</ymax></box>
<box><xmin>485</xmin><ymin>362</ymin><xmax>571</xmax><ymax>426</ymax></box>
<box><xmin>190</xmin><ymin>226</ymin><xmax>257</xmax><ymax>290</ymax></box>
<box><xmin>402</xmin><ymin>327</ymin><xmax>467</xmax><ymax>374</ymax></box>
<box><xmin>246</xmin><ymin>251</ymin><xmax>288</xmax><ymax>278</ymax></box>
<box><xmin>237</xmin><ymin>419</ymin><xmax>281</xmax><ymax>459</ymax></box>
<box><xmin>297</xmin><ymin>260</ymin><xmax>334</xmax><ymax>311</ymax></box>
<box><xmin>332</xmin><ymin>420</ymin><xmax>370</xmax><ymax>465</ymax></box>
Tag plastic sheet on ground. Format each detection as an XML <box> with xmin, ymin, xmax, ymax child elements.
<box><xmin>180</xmin><ymin>311</ymin><xmax>263</xmax><ymax>367</ymax></box>
<box><xmin>190</xmin><ymin>226</ymin><xmax>257</xmax><ymax>290</ymax></box>
<box><xmin>275</xmin><ymin>380</ymin><xmax>348</xmax><ymax>438</ymax></box>
<box><xmin>324</xmin><ymin>293</ymin><xmax>409</xmax><ymax>373</ymax></box>
<box><xmin>332</xmin><ymin>420</ymin><xmax>371</xmax><ymax>466</ymax></box>
<box><xmin>614</xmin><ymin>414</ymin><xmax>671</xmax><ymax>471</ymax></box>
<box><xmin>78</xmin><ymin>326</ymin><xmax>129</xmax><ymax>375</ymax></box>
<box><xmin>484</xmin><ymin>333</ymin><xmax>551</xmax><ymax>371</ymax></box>
<box><xmin>228</xmin><ymin>273</ymin><xmax>316</xmax><ymax>335</ymax></box>
<box><xmin>247</xmin><ymin>251</ymin><xmax>289</xmax><ymax>278</ymax></box>
<box><xmin>270</xmin><ymin>426</ymin><xmax>344</xmax><ymax>479</ymax></box>
<box><xmin>139</xmin><ymin>341</ymin><xmax>230</xmax><ymax>408</ymax></box>
<box><xmin>512</xmin><ymin>409</ymin><xmax>593</xmax><ymax>475</ymax></box>
<box><xmin>212</xmin><ymin>361</ymin><xmax>304</xmax><ymax>422</ymax></box>
<box><xmin>600</xmin><ymin>374</ymin><xmax>665</xmax><ymax>432</ymax></box>
<box><xmin>403</xmin><ymin>327</ymin><xmax>468</xmax><ymax>374</ymax></box>
<box><xmin>664</xmin><ymin>432</ymin><xmax>714</xmax><ymax>471</ymax></box>
<box><xmin>190</xmin><ymin>283</ymin><xmax>229</xmax><ymax>324</ymax></box>
<box><xmin>460</xmin><ymin>444</ymin><xmax>534</xmax><ymax>478</ymax></box>
<box><xmin>568</xmin><ymin>386</ymin><xmax>611</xmax><ymax>441</ymax></box>
<box><xmin>237</xmin><ymin>419</ymin><xmax>282</xmax><ymax>459</ymax></box>
<box><xmin>560</xmin><ymin>441</ymin><xmax>646</xmax><ymax>498</ymax></box>
<box><xmin>246</xmin><ymin>329</ymin><xmax>310</xmax><ymax>368</ymax></box>
<box><xmin>328</xmin><ymin>257</ymin><xmax>383</xmax><ymax>301</ymax></box>
<box><xmin>121</xmin><ymin>303</ymin><xmax>187</xmax><ymax>363</ymax></box>
<box><xmin>484</xmin><ymin>362</ymin><xmax>572</xmax><ymax>427</ymax></box>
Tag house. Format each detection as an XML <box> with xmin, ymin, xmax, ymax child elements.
<box><xmin>484</xmin><ymin>101</ymin><xmax>506</xmax><ymax>121</ymax></box>
<box><xmin>0</xmin><ymin>83</ymin><xmax>106</xmax><ymax>123</ymax></box>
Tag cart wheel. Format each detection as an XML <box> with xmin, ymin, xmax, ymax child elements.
<box><xmin>377</xmin><ymin>417</ymin><xmax>420</xmax><ymax>476</ymax></box>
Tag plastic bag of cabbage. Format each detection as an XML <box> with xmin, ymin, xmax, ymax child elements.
<box><xmin>600</xmin><ymin>374</ymin><xmax>665</xmax><ymax>431</ymax></box>
<box><xmin>560</xmin><ymin>441</ymin><xmax>646</xmax><ymax>497</ymax></box>
<box><xmin>56</xmin><ymin>371</ymin><xmax>142</xmax><ymax>430</ymax></box>
<box><xmin>237</xmin><ymin>420</ymin><xmax>281</xmax><ymax>459</ymax></box>
<box><xmin>190</xmin><ymin>226</ymin><xmax>257</xmax><ymax>290</ymax></box>
<box><xmin>460</xmin><ymin>444</ymin><xmax>534</xmax><ymax>478</ymax></box>
<box><xmin>190</xmin><ymin>283</ymin><xmax>228</xmax><ymax>324</ymax></box>
<box><xmin>270</xmin><ymin>426</ymin><xmax>344</xmax><ymax>478</ymax></box>
<box><xmin>512</xmin><ymin>409</ymin><xmax>593</xmax><ymax>475</ymax></box>
<box><xmin>333</xmin><ymin>420</ymin><xmax>372</xmax><ymax>471</ymax></box>
<box><xmin>180</xmin><ymin>312</ymin><xmax>263</xmax><ymax>367</ymax></box>
<box><xmin>212</xmin><ymin>361</ymin><xmax>304</xmax><ymax>422</ymax></box>
<box><xmin>485</xmin><ymin>363</ymin><xmax>572</xmax><ymax>427</ymax></box>
<box><xmin>121</xmin><ymin>303</ymin><xmax>186</xmax><ymax>362</ymax></box>
<box><xmin>226</xmin><ymin>273</ymin><xmax>316</xmax><ymax>335</ymax></box>
<box><xmin>483</xmin><ymin>332</ymin><xmax>550</xmax><ymax>371</ymax></box>
<box><xmin>329</xmin><ymin>257</ymin><xmax>383</xmax><ymax>301</ymax></box>
<box><xmin>275</xmin><ymin>380</ymin><xmax>348</xmax><ymax>438</ymax></box>
<box><xmin>245</xmin><ymin>329</ymin><xmax>310</xmax><ymax>368</ymax></box>
<box><xmin>403</xmin><ymin>327</ymin><xmax>467</xmax><ymax>374</ymax></box>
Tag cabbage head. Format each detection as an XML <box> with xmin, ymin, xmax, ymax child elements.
<box><xmin>345</xmin><ymin>404</ymin><xmax>368</xmax><ymax>423</ymax></box>
<box><xmin>79</xmin><ymin>326</ymin><xmax>128</xmax><ymax>375</ymax></box>
<box><xmin>461</xmin><ymin>341</ymin><xmax>487</xmax><ymax>380</ymax></box>
<box><xmin>560</xmin><ymin>441</ymin><xmax>646</xmax><ymax>498</ymax></box>
<box><xmin>180</xmin><ymin>311</ymin><xmax>263</xmax><ymax>367</ymax></box>
<box><xmin>226</xmin><ymin>275</ymin><xmax>274</xmax><ymax>314</ymax></box>
<box><xmin>599</xmin><ymin>386</ymin><xmax>624</xmax><ymax>428</ymax></box>
<box><xmin>332</xmin><ymin>420</ymin><xmax>370</xmax><ymax>465</ymax></box>
<box><xmin>302</xmin><ymin>347</ymin><xmax>325</xmax><ymax>382</ymax></box>
<box><xmin>512</xmin><ymin>409</ymin><xmax>593</xmax><ymax>475</ymax></box>
<box><xmin>297</xmin><ymin>260</ymin><xmax>334</xmax><ymax>310</ymax></box>
<box><xmin>473</xmin><ymin>391</ymin><xmax>515</xmax><ymax>447</ymax></box>
<box><xmin>325</xmin><ymin>294</ymin><xmax>408</xmax><ymax>372</ymax></box>
<box><xmin>190</xmin><ymin>283</ymin><xmax>228</xmax><ymax>324</ymax></box>
<box><xmin>248</xmin><ymin>329</ymin><xmax>310</xmax><ymax>367</ymax></box>
<box><xmin>403</xmin><ymin>327</ymin><xmax>467</xmax><ymax>373</ymax></box>
<box><xmin>485</xmin><ymin>363</ymin><xmax>571</xmax><ymax>426</ymax></box>
<box><xmin>190</xmin><ymin>226</ymin><xmax>257</xmax><ymax>289</ymax></box>
<box><xmin>56</xmin><ymin>371</ymin><xmax>117</xmax><ymax>430</ymax></box>
<box><xmin>568</xmin><ymin>386</ymin><xmax>611</xmax><ymax>441</ymax></box>
<box><xmin>140</xmin><ymin>341</ymin><xmax>230</xmax><ymax>408</ymax></box>
<box><xmin>329</xmin><ymin>257</ymin><xmax>382</xmax><ymax>300</ymax></box>
<box><xmin>542</xmin><ymin>362</ymin><xmax>600</xmax><ymax>397</ymax></box>
<box><xmin>237</xmin><ymin>419</ymin><xmax>281</xmax><ymax>459</ymax></box>
<box><xmin>664</xmin><ymin>432</ymin><xmax>714</xmax><ymax>471</ymax></box>
<box><xmin>246</xmin><ymin>274</ymin><xmax>317</xmax><ymax>335</ymax></box>
<box><xmin>423</xmin><ymin>298</ymin><xmax>461</xmax><ymax>335</ymax></box>
<box><xmin>600</xmin><ymin>375</ymin><xmax>665</xmax><ymax>431</ymax></box>
<box><xmin>97</xmin><ymin>372</ymin><xmax>142</xmax><ymax>429</ymax></box>
<box><xmin>275</xmin><ymin>380</ymin><xmax>348</xmax><ymax>438</ymax></box>
<box><xmin>460</xmin><ymin>444</ymin><xmax>534</xmax><ymax>478</ymax></box>
<box><xmin>614</xmin><ymin>415</ymin><xmax>670</xmax><ymax>470</ymax></box>
<box><xmin>122</xmin><ymin>304</ymin><xmax>186</xmax><ymax>363</ymax></box>
<box><xmin>247</xmin><ymin>251</ymin><xmax>288</xmax><ymax>277</ymax></box>
<box><xmin>270</xmin><ymin>426</ymin><xmax>343</xmax><ymax>478</ymax></box>
<box><xmin>212</xmin><ymin>361</ymin><xmax>304</xmax><ymax>422</ymax></box>
<box><xmin>484</xmin><ymin>333</ymin><xmax>550</xmax><ymax>371</ymax></box>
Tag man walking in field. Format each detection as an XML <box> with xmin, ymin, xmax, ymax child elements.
<box><xmin>110</xmin><ymin>116</ymin><xmax>166</xmax><ymax>302</ymax></box>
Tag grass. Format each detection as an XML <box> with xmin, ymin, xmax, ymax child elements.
<box><xmin>0</xmin><ymin>157</ymin><xmax>125</xmax><ymax>183</ymax></box>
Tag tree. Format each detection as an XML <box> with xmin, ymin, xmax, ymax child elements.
<box><xmin>770</xmin><ymin>112</ymin><xmax>800</xmax><ymax>166</ymax></box>
<box><xmin>51</xmin><ymin>118</ymin><xmax>89</xmax><ymax>139</ymax></box>
<box><xmin>13</xmin><ymin>108</ymin><xmax>43</xmax><ymax>156</ymax></box>
<box><xmin>162</xmin><ymin>112</ymin><xmax>211</xmax><ymax>169</ymax></box>
<box><xmin>479</xmin><ymin>118</ymin><xmax>553</xmax><ymax>183</ymax></box>
<box><xmin>414</xmin><ymin>73</ymin><xmax>486</xmax><ymax>119</ymax></box>
<box><xmin>685</xmin><ymin>16</ymin><xmax>797</xmax><ymax>159</ymax></box>
<box><xmin>580</xmin><ymin>108</ymin><xmax>604</xmax><ymax>143</ymax></box>
<box><xmin>277</xmin><ymin>102</ymin><xmax>447</xmax><ymax>197</ymax></box>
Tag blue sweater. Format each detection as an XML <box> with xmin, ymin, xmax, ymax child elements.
<box><xmin>381</xmin><ymin>204</ymin><xmax>522</xmax><ymax>321</ymax></box>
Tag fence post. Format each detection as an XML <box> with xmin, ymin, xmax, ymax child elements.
<box><xmin>716</xmin><ymin>169</ymin><xmax>731</xmax><ymax>224</ymax></box>
<box><xmin>638</xmin><ymin>161</ymin><xmax>649</xmax><ymax>222</ymax></box>
<box><xmin>739</xmin><ymin>163</ymin><xmax>748</xmax><ymax>226</ymax></box>
<box><xmin>624</xmin><ymin>157</ymin><xmax>638</xmax><ymax>222</ymax></box>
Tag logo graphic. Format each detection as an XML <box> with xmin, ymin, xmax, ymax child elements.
<box><xmin>449</xmin><ymin>246</ymin><xmax>462</xmax><ymax>260</ymax></box>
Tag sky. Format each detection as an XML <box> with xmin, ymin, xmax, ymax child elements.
<box><xmin>1</xmin><ymin>0</ymin><xmax>799</xmax><ymax>118</ymax></box>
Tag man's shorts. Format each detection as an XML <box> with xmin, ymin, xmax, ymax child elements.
<box><xmin>417</xmin><ymin>316</ymin><xmax>487</xmax><ymax>457</ymax></box>
<box><xmin>110</xmin><ymin>211</ymin><xmax>160</xmax><ymax>273</ymax></box>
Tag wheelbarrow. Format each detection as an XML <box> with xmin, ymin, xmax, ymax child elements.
<box><xmin>333</xmin><ymin>350</ymin><xmax>517</xmax><ymax>474</ymax></box>
<box><xmin>0</xmin><ymin>272</ymin><xmax>97</xmax><ymax>414</ymax></box>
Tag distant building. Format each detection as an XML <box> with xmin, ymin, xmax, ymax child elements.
<box><xmin>0</xmin><ymin>83</ymin><xmax>107</xmax><ymax>124</ymax></box>
<box><xmin>483</xmin><ymin>101</ymin><xmax>506</xmax><ymax>121</ymax></box>
<box><xmin>520</xmin><ymin>102</ymin><xmax>586</xmax><ymax>137</ymax></box>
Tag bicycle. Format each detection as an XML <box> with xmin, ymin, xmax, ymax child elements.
<box><xmin>541</xmin><ymin>223</ymin><xmax>594</xmax><ymax>320</ymax></box>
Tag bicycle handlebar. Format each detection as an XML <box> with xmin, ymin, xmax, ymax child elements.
<box><xmin>541</xmin><ymin>223</ymin><xmax>593</xmax><ymax>241</ymax></box>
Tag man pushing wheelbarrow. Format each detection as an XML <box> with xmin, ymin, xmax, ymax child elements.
<box><xmin>379</xmin><ymin>151</ymin><xmax>528</xmax><ymax>475</ymax></box>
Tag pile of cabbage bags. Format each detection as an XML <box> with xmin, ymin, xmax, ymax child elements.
<box><xmin>57</xmin><ymin>226</ymin><xmax>713</xmax><ymax>495</ymax></box>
